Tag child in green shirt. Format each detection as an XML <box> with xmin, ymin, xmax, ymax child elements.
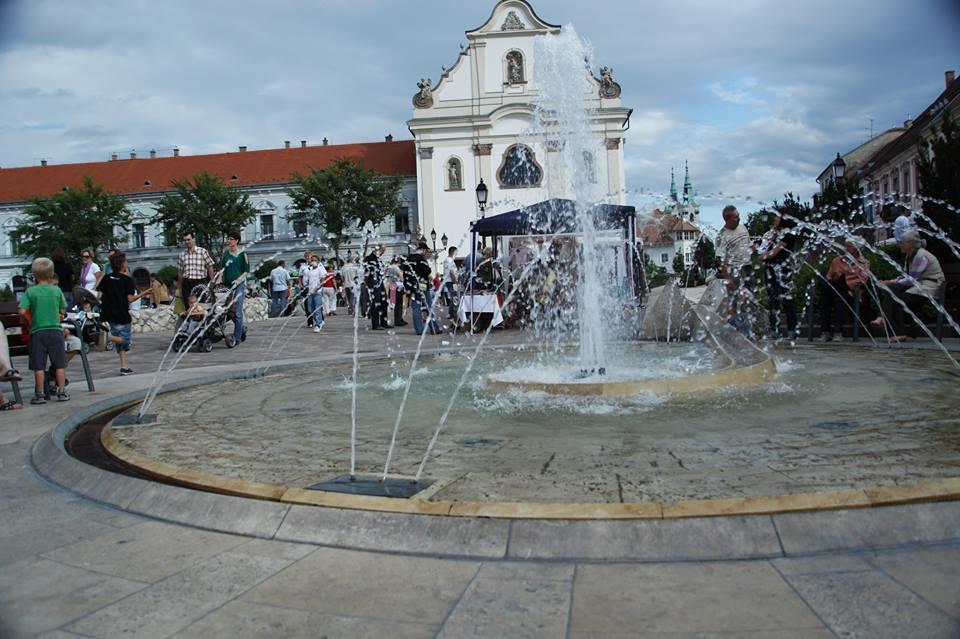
<box><xmin>18</xmin><ymin>257</ymin><xmax>69</xmax><ymax>404</ymax></box>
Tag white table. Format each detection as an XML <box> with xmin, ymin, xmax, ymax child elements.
<box><xmin>458</xmin><ymin>294</ymin><xmax>504</xmax><ymax>327</ymax></box>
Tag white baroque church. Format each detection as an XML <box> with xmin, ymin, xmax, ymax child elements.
<box><xmin>408</xmin><ymin>0</ymin><xmax>631</xmax><ymax>249</ymax></box>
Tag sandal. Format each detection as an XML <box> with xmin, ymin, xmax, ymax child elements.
<box><xmin>0</xmin><ymin>369</ymin><xmax>22</xmax><ymax>382</ymax></box>
<box><xmin>0</xmin><ymin>400</ymin><xmax>22</xmax><ymax>411</ymax></box>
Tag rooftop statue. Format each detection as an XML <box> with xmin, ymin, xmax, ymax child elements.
<box><xmin>599</xmin><ymin>66</ymin><xmax>621</xmax><ymax>99</ymax></box>
<box><xmin>413</xmin><ymin>78</ymin><xmax>434</xmax><ymax>109</ymax></box>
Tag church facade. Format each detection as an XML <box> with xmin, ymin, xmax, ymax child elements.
<box><xmin>407</xmin><ymin>0</ymin><xmax>631</xmax><ymax>250</ymax></box>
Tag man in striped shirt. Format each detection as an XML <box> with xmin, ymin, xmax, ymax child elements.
<box><xmin>177</xmin><ymin>232</ymin><xmax>215</xmax><ymax>304</ymax></box>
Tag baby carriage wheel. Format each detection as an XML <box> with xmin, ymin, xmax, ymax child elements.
<box><xmin>201</xmin><ymin>337</ymin><xmax>213</xmax><ymax>353</ymax></box>
<box><xmin>173</xmin><ymin>334</ymin><xmax>186</xmax><ymax>351</ymax></box>
<box><xmin>224</xmin><ymin>335</ymin><xmax>236</xmax><ymax>348</ymax></box>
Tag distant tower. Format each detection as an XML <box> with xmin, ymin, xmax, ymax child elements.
<box><xmin>670</xmin><ymin>167</ymin><xmax>678</xmax><ymax>202</ymax></box>
<box><xmin>679</xmin><ymin>161</ymin><xmax>699</xmax><ymax>224</ymax></box>
<box><xmin>682</xmin><ymin>161</ymin><xmax>691</xmax><ymax>202</ymax></box>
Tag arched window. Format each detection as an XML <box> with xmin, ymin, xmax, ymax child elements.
<box><xmin>497</xmin><ymin>144</ymin><xmax>543</xmax><ymax>188</ymax></box>
<box><xmin>582</xmin><ymin>151</ymin><xmax>597</xmax><ymax>184</ymax></box>
<box><xmin>505</xmin><ymin>50</ymin><xmax>525</xmax><ymax>84</ymax></box>
<box><xmin>446</xmin><ymin>157</ymin><xmax>463</xmax><ymax>191</ymax></box>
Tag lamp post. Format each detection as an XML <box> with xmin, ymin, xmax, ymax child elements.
<box><xmin>831</xmin><ymin>153</ymin><xmax>846</xmax><ymax>182</ymax></box>
<box><xmin>430</xmin><ymin>228</ymin><xmax>438</xmax><ymax>258</ymax></box>
<box><xmin>475</xmin><ymin>179</ymin><xmax>488</xmax><ymax>216</ymax></box>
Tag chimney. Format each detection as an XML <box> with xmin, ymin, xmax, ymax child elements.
<box><xmin>111</xmin><ymin>153</ymin><xmax>118</xmax><ymax>161</ymax></box>
<box><xmin>173</xmin><ymin>147</ymin><xmax>180</xmax><ymax>157</ymax></box>
<box><xmin>40</xmin><ymin>159</ymin><xmax>47</xmax><ymax>167</ymax></box>
<box><xmin>947</xmin><ymin>70</ymin><xmax>956</xmax><ymax>89</ymax></box>
<box><xmin>130</xmin><ymin>151</ymin><xmax>137</xmax><ymax>160</ymax></box>
<box><xmin>239</xmin><ymin>145</ymin><xmax>247</xmax><ymax>152</ymax></box>
<box><xmin>385</xmin><ymin>134</ymin><xmax>393</xmax><ymax>142</ymax></box>
<box><xmin>322</xmin><ymin>137</ymin><xmax>329</xmax><ymax>146</ymax></box>
<box><xmin>300</xmin><ymin>140</ymin><xmax>307</xmax><ymax>148</ymax></box>
<box><xmin>284</xmin><ymin>140</ymin><xmax>290</xmax><ymax>149</ymax></box>
<box><xmin>149</xmin><ymin>149</ymin><xmax>156</xmax><ymax>159</ymax></box>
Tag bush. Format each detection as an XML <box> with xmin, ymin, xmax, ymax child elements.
<box><xmin>156</xmin><ymin>265</ymin><xmax>179</xmax><ymax>288</ymax></box>
<box><xmin>0</xmin><ymin>286</ymin><xmax>14</xmax><ymax>302</ymax></box>
<box><xmin>255</xmin><ymin>259</ymin><xmax>278</xmax><ymax>281</ymax></box>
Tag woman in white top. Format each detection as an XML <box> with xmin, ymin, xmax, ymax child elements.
<box><xmin>78</xmin><ymin>247</ymin><xmax>102</xmax><ymax>292</ymax></box>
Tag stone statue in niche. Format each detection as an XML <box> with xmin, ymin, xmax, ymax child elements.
<box><xmin>599</xmin><ymin>66</ymin><xmax>622</xmax><ymax>99</ymax></box>
<box><xmin>413</xmin><ymin>78</ymin><xmax>433</xmax><ymax>109</ymax></box>
<box><xmin>506</xmin><ymin>52</ymin><xmax>524</xmax><ymax>84</ymax></box>
<box><xmin>448</xmin><ymin>159</ymin><xmax>461</xmax><ymax>190</ymax></box>
<box><xmin>501</xmin><ymin>11</ymin><xmax>525</xmax><ymax>31</ymax></box>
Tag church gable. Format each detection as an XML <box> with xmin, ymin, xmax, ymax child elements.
<box><xmin>465</xmin><ymin>0</ymin><xmax>560</xmax><ymax>38</ymax></box>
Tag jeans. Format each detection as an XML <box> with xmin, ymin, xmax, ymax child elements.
<box><xmin>232</xmin><ymin>290</ymin><xmax>245</xmax><ymax>343</ymax></box>
<box><xmin>766</xmin><ymin>265</ymin><xmax>797</xmax><ymax>336</ymax></box>
<box><xmin>818</xmin><ymin>277</ymin><xmax>852</xmax><ymax>334</ymax></box>
<box><xmin>344</xmin><ymin>287</ymin><xmax>355</xmax><ymax>314</ymax></box>
<box><xmin>412</xmin><ymin>288</ymin><xmax>440</xmax><ymax>335</ymax></box>
<box><xmin>307</xmin><ymin>293</ymin><xmax>324</xmax><ymax>326</ymax></box>
<box><xmin>270</xmin><ymin>290</ymin><xmax>286</xmax><ymax>317</ymax></box>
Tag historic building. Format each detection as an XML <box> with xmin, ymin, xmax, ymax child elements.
<box><xmin>0</xmin><ymin>140</ymin><xmax>417</xmax><ymax>288</ymax></box>
<box><xmin>639</xmin><ymin>164</ymin><xmax>702</xmax><ymax>273</ymax></box>
<box><xmin>407</xmin><ymin>0</ymin><xmax>631</xmax><ymax>250</ymax></box>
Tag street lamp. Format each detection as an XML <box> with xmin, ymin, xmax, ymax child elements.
<box><xmin>831</xmin><ymin>153</ymin><xmax>846</xmax><ymax>181</ymax></box>
<box><xmin>475</xmin><ymin>179</ymin><xmax>488</xmax><ymax>215</ymax></box>
<box><xmin>441</xmin><ymin>233</ymin><xmax>448</xmax><ymax>249</ymax></box>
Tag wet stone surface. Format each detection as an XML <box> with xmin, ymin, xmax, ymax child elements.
<box><xmin>110</xmin><ymin>346</ymin><xmax>960</xmax><ymax>504</ymax></box>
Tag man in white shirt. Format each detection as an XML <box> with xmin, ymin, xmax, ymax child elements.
<box><xmin>269</xmin><ymin>260</ymin><xmax>290</xmax><ymax>317</ymax></box>
<box><xmin>341</xmin><ymin>258</ymin><xmax>359</xmax><ymax>314</ymax></box>
<box><xmin>441</xmin><ymin>247</ymin><xmax>458</xmax><ymax>319</ymax></box>
<box><xmin>302</xmin><ymin>255</ymin><xmax>326</xmax><ymax>332</ymax></box>
<box><xmin>716</xmin><ymin>205</ymin><xmax>755</xmax><ymax>329</ymax></box>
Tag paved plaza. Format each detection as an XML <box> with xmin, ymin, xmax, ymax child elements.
<box><xmin>1</xmin><ymin>315</ymin><xmax>959</xmax><ymax>638</ymax></box>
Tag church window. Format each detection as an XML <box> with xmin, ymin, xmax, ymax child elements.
<box><xmin>505</xmin><ymin>50</ymin><xmax>525</xmax><ymax>84</ymax></box>
<box><xmin>582</xmin><ymin>151</ymin><xmax>597</xmax><ymax>183</ymax></box>
<box><xmin>446</xmin><ymin>157</ymin><xmax>463</xmax><ymax>191</ymax></box>
<box><xmin>497</xmin><ymin>144</ymin><xmax>543</xmax><ymax>188</ymax></box>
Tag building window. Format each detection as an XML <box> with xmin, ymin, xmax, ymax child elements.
<box><xmin>132</xmin><ymin>223</ymin><xmax>146</xmax><ymax>249</ymax></box>
<box><xmin>505</xmin><ymin>50</ymin><xmax>525</xmax><ymax>84</ymax></box>
<box><xmin>903</xmin><ymin>165</ymin><xmax>911</xmax><ymax>197</ymax></box>
<box><xmin>660</xmin><ymin>253</ymin><xmax>668</xmax><ymax>264</ymax></box>
<box><xmin>163</xmin><ymin>222</ymin><xmax>177</xmax><ymax>247</ymax></box>
<box><xmin>260</xmin><ymin>215</ymin><xmax>274</xmax><ymax>239</ymax></box>
<box><xmin>445</xmin><ymin>157</ymin><xmax>463</xmax><ymax>191</ymax></box>
<box><xmin>293</xmin><ymin>220</ymin><xmax>308</xmax><ymax>238</ymax></box>
<box><xmin>582</xmin><ymin>151</ymin><xmax>597</xmax><ymax>184</ymax></box>
<box><xmin>892</xmin><ymin>174</ymin><xmax>900</xmax><ymax>199</ymax></box>
<box><xmin>497</xmin><ymin>144</ymin><xmax>543</xmax><ymax>188</ymax></box>
<box><xmin>394</xmin><ymin>208</ymin><xmax>409</xmax><ymax>234</ymax></box>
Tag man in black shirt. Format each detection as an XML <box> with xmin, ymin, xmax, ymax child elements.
<box><xmin>97</xmin><ymin>252</ymin><xmax>146</xmax><ymax>375</ymax></box>
<box><xmin>364</xmin><ymin>244</ymin><xmax>387</xmax><ymax>330</ymax></box>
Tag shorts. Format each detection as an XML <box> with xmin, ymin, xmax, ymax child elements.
<box><xmin>110</xmin><ymin>323</ymin><xmax>132</xmax><ymax>352</ymax></box>
<box><xmin>64</xmin><ymin>334</ymin><xmax>82</xmax><ymax>353</ymax></box>
<box><xmin>29</xmin><ymin>329</ymin><xmax>67</xmax><ymax>371</ymax></box>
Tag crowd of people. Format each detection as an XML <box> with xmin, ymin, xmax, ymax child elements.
<box><xmin>716</xmin><ymin>204</ymin><xmax>947</xmax><ymax>342</ymax></box>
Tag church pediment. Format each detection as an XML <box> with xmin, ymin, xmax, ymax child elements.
<box><xmin>466</xmin><ymin>0</ymin><xmax>560</xmax><ymax>38</ymax></box>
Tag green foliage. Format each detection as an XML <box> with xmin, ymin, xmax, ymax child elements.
<box><xmin>156</xmin><ymin>265</ymin><xmax>179</xmax><ymax>288</ymax></box>
<box><xmin>672</xmin><ymin>248</ymin><xmax>686</xmax><ymax>275</ymax></box>
<box><xmin>255</xmin><ymin>259</ymin><xmax>278</xmax><ymax>280</ymax></box>
<box><xmin>817</xmin><ymin>177</ymin><xmax>864</xmax><ymax>223</ymax></box>
<box><xmin>151</xmin><ymin>172</ymin><xmax>258</xmax><ymax>258</ymax></box>
<box><xmin>648</xmin><ymin>268</ymin><xmax>671</xmax><ymax>289</ymax></box>
<box><xmin>11</xmin><ymin>177</ymin><xmax>132</xmax><ymax>263</ymax></box>
<box><xmin>287</xmin><ymin>158</ymin><xmax>403</xmax><ymax>258</ymax></box>
<box><xmin>917</xmin><ymin>110</ymin><xmax>960</xmax><ymax>263</ymax></box>
<box><xmin>0</xmin><ymin>286</ymin><xmax>14</xmax><ymax>302</ymax></box>
<box><xmin>692</xmin><ymin>235</ymin><xmax>716</xmax><ymax>272</ymax></box>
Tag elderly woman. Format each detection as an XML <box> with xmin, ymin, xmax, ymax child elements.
<box><xmin>871</xmin><ymin>230</ymin><xmax>945</xmax><ymax>341</ymax></box>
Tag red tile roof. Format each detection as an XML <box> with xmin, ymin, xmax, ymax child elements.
<box><xmin>638</xmin><ymin>210</ymin><xmax>701</xmax><ymax>247</ymax></box>
<box><xmin>0</xmin><ymin>140</ymin><xmax>416</xmax><ymax>204</ymax></box>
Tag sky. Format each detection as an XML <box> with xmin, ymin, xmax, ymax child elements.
<box><xmin>1</xmin><ymin>0</ymin><xmax>958</xmax><ymax>230</ymax></box>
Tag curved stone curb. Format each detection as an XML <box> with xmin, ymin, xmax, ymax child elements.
<box><xmin>31</xmin><ymin>361</ymin><xmax>960</xmax><ymax>561</ymax></box>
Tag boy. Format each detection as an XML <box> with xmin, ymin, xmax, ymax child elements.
<box><xmin>18</xmin><ymin>257</ymin><xmax>69</xmax><ymax>403</ymax></box>
<box><xmin>97</xmin><ymin>251</ymin><xmax>146</xmax><ymax>375</ymax></box>
<box><xmin>181</xmin><ymin>293</ymin><xmax>207</xmax><ymax>335</ymax></box>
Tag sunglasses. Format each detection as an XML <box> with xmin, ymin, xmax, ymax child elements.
<box><xmin>82</xmin><ymin>254</ymin><xmax>92</xmax><ymax>259</ymax></box>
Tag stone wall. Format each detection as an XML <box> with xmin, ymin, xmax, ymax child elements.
<box><xmin>129</xmin><ymin>298</ymin><xmax>272</xmax><ymax>333</ymax></box>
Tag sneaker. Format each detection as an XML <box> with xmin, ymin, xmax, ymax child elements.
<box><xmin>31</xmin><ymin>395</ymin><xmax>46</xmax><ymax>405</ymax></box>
<box><xmin>56</xmin><ymin>388</ymin><xmax>70</xmax><ymax>402</ymax></box>
<box><xmin>313</xmin><ymin>326</ymin><xmax>321</xmax><ymax>333</ymax></box>
<box><xmin>120</xmin><ymin>368</ymin><xmax>134</xmax><ymax>376</ymax></box>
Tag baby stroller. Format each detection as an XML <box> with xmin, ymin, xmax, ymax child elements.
<box><xmin>172</xmin><ymin>287</ymin><xmax>246</xmax><ymax>352</ymax></box>
<box><xmin>71</xmin><ymin>286</ymin><xmax>107</xmax><ymax>350</ymax></box>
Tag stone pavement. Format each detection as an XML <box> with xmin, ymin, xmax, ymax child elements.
<box><xmin>1</xmin><ymin>315</ymin><xmax>959</xmax><ymax>638</ymax></box>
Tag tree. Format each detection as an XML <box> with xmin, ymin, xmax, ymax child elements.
<box><xmin>816</xmin><ymin>177</ymin><xmax>863</xmax><ymax>223</ymax></box>
<box><xmin>150</xmin><ymin>172</ymin><xmax>258</xmax><ymax>257</ymax></box>
<box><xmin>672</xmin><ymin>248</ymin><xmax>686</xmax><ymax>275</ymax></box>
<box><xmin>287</xmin><ymin>158</ymin><xmax>404</xmax><ymax>260</ymax></box>
<box><xmin>917</xmin><ymin>110</ymin><xmax>960</xmax><ymax>262</ymax></box>
<box><xmin>692</xmin><ymin>234</ymin><xmax>716</xmax><ymax>272</ymax></box>
<box><xmin>11</xmin><ymin>177</ymin><xmax>132</xmax><ymax>262</ymax></box>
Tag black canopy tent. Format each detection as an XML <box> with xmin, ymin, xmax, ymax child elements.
<box><xmin>467</xmin><ymin>198</ymin><xmax>640</xmax><ymax>298</ymax></box>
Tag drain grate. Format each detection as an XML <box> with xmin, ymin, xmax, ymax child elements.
<box><xmin>306</xmin><ymin>474</ymin><xmax>433</xmax><ymax>499</ymax></box>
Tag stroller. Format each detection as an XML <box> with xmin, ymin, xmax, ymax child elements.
<box><xmin>71</xmin><ymin>286</ymin><xmax>107</xmax><ymax>350</ymax></box>
<box><xmin>173</xmin><ymin>286</ymin><xmax>247</xmax><ymax>352</ymax></box>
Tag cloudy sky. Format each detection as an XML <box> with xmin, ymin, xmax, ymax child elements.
<box><xmin>1</xmin><ymin>0</ymin><xmax>958</xmax><ymax>228</ymax></box>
